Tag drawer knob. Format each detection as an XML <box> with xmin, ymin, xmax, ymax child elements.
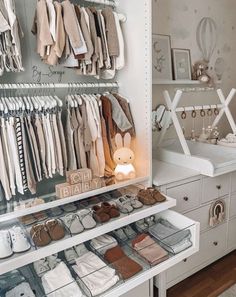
<box><xmin>183</xmin><ymin>258</ymin><xmax>187</xmax><ymax>262</ymax></box>
<box><xmin>213</xmin><ymin>241</ymin><xmax>218</xmax><ymax>246</ymax></box>
<box><xmin>183</xmin><ymin>197</ymin><xmax>189</xmax><ymax>201</ymax></box>
<box><xmin>216</xmin><ymin>185</ymin><xmax>221</xmax><ymax>190</ymax></box>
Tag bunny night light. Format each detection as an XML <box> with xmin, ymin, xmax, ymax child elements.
<box><xmin>113</xmin><ymin>133</ymin><xmax>136</xmax><ymax>181</ymax></box>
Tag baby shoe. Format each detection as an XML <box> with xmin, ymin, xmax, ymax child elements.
<box><xmin>116</xmin><ymin>196</ymin><xmax>133</xmax><ymax>213</ymax></box>
<box><xmin>135</xmin><ymin>219</ymin><xmax>149</xmax><ymax>233</ymax></box>
<box><xmin>9</xmin><ymin>226</ymin><xmax>31</xmax><ymax>253</ymax></box>
<box><xmin>101</xmin><ymin>202</ymin><xmax>120</xmax><ymax>218</ymax></box>
<box><xmin>49</xmin><ymin>207</ymin><xmax>63</xmax><ymax>217</ymax></box>
<box><xmin>33</xmin><ymin>211</ymin><xmax>48</xmax><ymax>221</ymax></box>
<box><xmin>0</xmin><ymin>230</ymin><xmax>13</xmax><ymax>258</ymax></box>
<box><xmin>45</xmin><ymin>219</ymin><xmax>65</xmax><ymax>241</ymax></box>
<box><xmin>46</xmin><ymin>254</ymin><xmax>61</xmax><ymax>269</ymax></box>
<box><xmin>33</xmin><ymin>258</ymin><xmax>50</xmax><ymax>277</ymax></box>
<box><xmin>92</xmin><ymin>205</ymin><xmax>110</xmax><ymax>223</ymax></box>
<box><xmin>77</xmin><ymin>209</ymin><xmax>97</xmax><ymax>229</ymax></box>
<box><xmin>144</xmin><ymin>215</ymin><xmax>156</xmax><ymax>227</ymax></box>
<box><xmin>113</xmin><ymin>228</ymin><xmax>128</xmax><ymax>241</ymax></box>
<box><xmin>123</xmin><ymin>225</ymin><xmax>137</xmax><ymax>239</ymax></box>
<box><xmin>62</xmin><ymin>214</ymin><xmax>84</xmax><ymax>234</ymax></box>
<box><xmin>61</xmin><ymin>203</ymin><xmax>77</xmax><ymax>213</ymax></box>
<box><xmin>64</xmin><ymin>247</ymin><xmax>78</xmax><ymax>264</ymax></box>
<box><xmin>146</xmin><ymin>187</ymin><xmax>167</xmax><ymax>203</ymax></box>
<box><xmin>30</xmin><ymin>224</ymin><xmax>51</xmax><ymax>247</ymax></box>
<box><xmin>126</xmin><ymin>195</ymin><xmax>143</xmax><ymax>209</ymax></box>
<box><xmin>137</xmin><ymin>189</ymin><xmax>156</xmax><ymax>205</ymax></box>
<box><xmin>74</xmin><ymin>243</ymin><xmax>89</xmax><ymax>257</ymax></box>
<box><xmin>19</xmin><ymin>215</ymin><xmax>37</xmax><ymax>226</ymax></box>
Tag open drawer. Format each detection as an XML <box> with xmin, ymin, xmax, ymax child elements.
<box><xmin>3</xmin><ymin>210</ymin><xmax>199</xmax><ymax>297</ymax></box>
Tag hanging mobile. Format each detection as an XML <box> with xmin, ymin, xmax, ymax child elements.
<box><xmin>191</xmin><ymin>107</ymin><xmax>197</xmax><ymax>141</ymax></box>
<box><xmin>181</xmin><ymin>108</ymin><xmax>187</xmax><ymax>136</ymax></box>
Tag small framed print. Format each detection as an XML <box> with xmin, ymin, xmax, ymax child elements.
<box><xmin>152</xmin><ymin>34</ymin><xmax>173</xmax><ymax>81</ymax></box>
<box><xmin>172</xmin><ymin>48</ymin><xmax>192</xmax><ymax>80</ymax></box>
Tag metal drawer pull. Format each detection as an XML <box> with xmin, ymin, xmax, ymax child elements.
<box><xmin>183</xmin><ymin>197</ymin><xmax>189</xmax><ymax>201</ymax></box>
<box><xmin>213</xmin><ymin>241</ymin><xmax>218</xmax><ymax>246</ymax></box>
<box><xmin>216</xmin><ymin>185</ymin><xmax>221</xmax><ymax>190</ymax></box>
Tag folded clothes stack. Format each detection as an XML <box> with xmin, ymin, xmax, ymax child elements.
<box><xmin>104</xmin><ymin>245</ymin><xmax>143</xmax><ymax>280</ymax></box>
<box><xmin>132</xmin><ymin>234</ymin><xmax>169</xmax><ymax>266</ymax></box>
<box><xmin>90</xmin><ymin>234</ymin><xmax>118</xmax><ymax>254</ymax></box>
<box><xmin>42</xmin><ymin>262</ymin><xmax>83</xmax><ymax>297</ymax></box>
<box><xmin>90</xmin><ymin>234</ymin><xmax>143</xmax><ymax>280</ymax></box>
<box><xmin>149</xmin><ymin>218</ymin><xmax>192</xmax><ymax>254</ymax></box>
<box><xmin>73</xmin><ymin>251</ymin><xmax>119</xmax><ymax>296</ymax></box>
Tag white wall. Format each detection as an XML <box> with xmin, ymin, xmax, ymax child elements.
<box><xmin>152</xmin><ymin>0</ymin><xmax>236</xmax><ymax>148</ymax></box>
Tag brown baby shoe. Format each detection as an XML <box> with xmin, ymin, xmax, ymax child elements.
<box><xmin>146</xmin><ymin>187</ymin><xmax>166</xmax><ymax>203</ymax></box>
<box><xmin>137</xmin><ymin>189</ymin><xmax>156</xmax><ymax>205</ymax></box>
<box><xmin>30</xmin><ymin>224</ymin><xmax>51</xmax><ymax>247</ymax></box>
<box><xmin>45</xmin><ymin>219</ymin><xmax>65</xmax><ymax>241</ymax></box>
<box><xmin>33</xmin><ymin>211</ymin><xmax>48</xmax><ymax>221</ymax></box>
<box><xmin>92</xmin><ymin>205</ymin><xmax>110</xmax><ymax>223</ymax></box>
<box><xmin>101</xmin><ymin>202</ymin><xmax>120</xmax><ymax>218</ymax></box>
<box><xmin>20</xmin><ymin>215</ymin><xmax>37</xmax><ymax>226</ymax></box>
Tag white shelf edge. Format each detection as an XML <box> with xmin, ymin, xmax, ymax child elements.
<box><xmin>0</xmin><ymin>197</ymin><xmax>176</xmax><ymax>275</ymax></box>
<box><xmin>0</xmin><ymin>176</ymin><xmax>150</xmax><ymax>223</ymax></box>
<box><xmin>152</xmin><ymin>80</ymin><xmax>222</xmax><ymax>86</ymax></box>
<box><xmin>102</xmin><ymin>245</ymin><xmax>199</xmax><ymax>297</ymax></box>
<box><xmin>152</xmin><ymin>80</ymin><xmax>201</xmax><ymax>85</ymax></box>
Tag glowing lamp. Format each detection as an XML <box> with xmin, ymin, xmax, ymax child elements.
<box><xmin>113</xmin><ymin>133</ymin><xmax>136</xmax><ymax>181</ymax></box>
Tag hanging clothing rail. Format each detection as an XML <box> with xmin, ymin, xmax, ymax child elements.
<box><xmin>0</xmin><ymin>82</ymin><xmax>119</xmax><ymax>90</ymax></box>
<box><xmin>84</xmin><ymin>0</ymin><xmax>119</xmax><ymax>7</ymax></box>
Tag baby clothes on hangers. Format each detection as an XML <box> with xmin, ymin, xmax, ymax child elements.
<box><xmin>32</xmin><ymin>0</ymin><xmax>126</xmax><ymax>78</ymax></box>
<box><xmin>0</xmin><ymin>0</ymin><xmax>24</xmax><ymax>75</ymax></box>
<box><xmin>0</xmin><ymin>95</ymin><xmax>67</xmax><ymax>201</ymax></box>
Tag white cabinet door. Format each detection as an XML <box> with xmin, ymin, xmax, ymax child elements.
<box><xmin>121</xmin><ymin>281</ymin><xmax>151</xmax><ymax>297</ymax></box>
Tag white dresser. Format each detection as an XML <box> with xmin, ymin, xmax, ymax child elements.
<box><xmin>153</xmin><ymin>159</ymin><xmax>236</xmax><ymax>289</ymax></box>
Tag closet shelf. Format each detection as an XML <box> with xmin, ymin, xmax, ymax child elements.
<box><xmin>0</xmin><ymin>176</ymin><xmax>149</xmax><ymax>223</ymax></box>
<box><xmin>157</xmin><ymin>139</ymin><xmax>236</xmax><ymax>177</ymax></box>
<box><xmin>0</xmin><ymin>198</ymin><xmax>176</xmax><ymax>275</ymax></box>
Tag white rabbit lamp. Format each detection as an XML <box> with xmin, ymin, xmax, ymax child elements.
<box><xmin>113</xmin><ymin>133</ymin><xmax>136</xmax><ymax>181</ymax></box>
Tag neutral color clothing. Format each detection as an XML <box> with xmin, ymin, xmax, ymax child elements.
<box><xmin>73</xmin><ymin>251</ymin><xmax>119</xmax><ymax>296</ymax></box>
<box><xmin>42</xmin><ymin>262</ymin><xmax>83</xmax><ymax>297</ymax></box>
<box><xmin>132</xmin><ymin>234</ymin><xmax>169</xmax><ymax>266</ymax></box>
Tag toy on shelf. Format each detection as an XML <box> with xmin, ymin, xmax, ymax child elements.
<box><xmin>113</xmin><ymin>133</ymin><xmax>136</xmax><ymax>181</ymax></box>
<box><xmin>56</xmin><ymin>168</ymin><xmax>103</xmax><ymax>199</ymax></box>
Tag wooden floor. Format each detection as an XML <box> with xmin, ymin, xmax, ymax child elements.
<box><xmin>154</xmin><ymin>250</ymin><xmax>236</xmax><ymax>297</ymax></box>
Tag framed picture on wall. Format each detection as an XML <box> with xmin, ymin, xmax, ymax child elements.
<box><xmin>152</xmin><ymin>34</ymin><xmax>173</xmax><ymax>82</ymax></box>
<box><xmin>172</xmin><ymin>48</ymin><xmax>192</xmax><ymax>80</ymax></box>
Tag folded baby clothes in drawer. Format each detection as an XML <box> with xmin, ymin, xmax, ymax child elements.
<box><xmin>41</xmin><ymin>262</ymin><xmax>83</xmax><ymax>297</ymax></box>
<box><xmin>73</xmin><ymin>251</ymin><xmax>119</xmax><ymax>296</ymax></box>
<box><xmin>132</xmin><ymin>234</ymin><xmax>169</xmax><ymax>266</ymax></box>
<box><xmin>90</xmin><ymin>234</ymin><xmax>118</xmax><ymax>255</ymax></box>
<box><xmin>104</xmin><ymin>245</ymin><xmax>143</xmax><ymax>279</ymax></box>
<box><xmin>149</xmin><ymin>218</ymin><xmax>192</xmax><ymax>254</ymax></box>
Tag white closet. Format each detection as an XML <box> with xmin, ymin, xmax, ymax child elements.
<box><xmin>0</xmin><ymin>1</ymin><xmax>200</xmax><ymax>297</ymax></box>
